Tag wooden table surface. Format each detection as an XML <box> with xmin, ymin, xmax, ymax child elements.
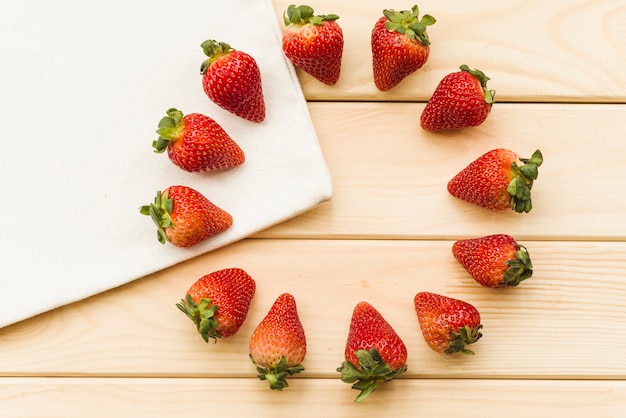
<box><xmin>2</xmin><ymin>1</ymin><xmax>626</xmax><ymax>416</ymax></box>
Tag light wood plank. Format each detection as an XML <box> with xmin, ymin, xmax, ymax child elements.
<box><xmin>272</xmin><ymin>0</ymin><xmax>626</xmax><ymax>102</ymax></box>
<box><xmin>1</xmin><ymin>377</ymin><xmax>625</xmax><ymax>417</ymax></box>
<box><xmin>1</xmin><ymin>239</ymin><xmax>625</xmax><ymax>379</ymax></box>
<box><xmin>258</xmin><ymin>102</ymin><xmax>626</xmax><ymax>240</ymax></box>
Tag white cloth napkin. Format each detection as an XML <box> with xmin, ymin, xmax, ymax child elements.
<box><xmin>0</xmin><ymin>0</ymin><xmax>332</xmax><ymax>328</ymax></box>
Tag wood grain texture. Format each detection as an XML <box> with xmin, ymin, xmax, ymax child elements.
<box><xmin>2</xmin><ymin>239</ymin><xmax>625</xmax><ymax>379</ymax></box>
<box><xmin>273</xmin><ymin>0</ymin><xmax>626</xmax><ymax>102</ymax></box>
<box><xmin>2</xmin><ymin>377</ymin><xmax>625</xmax><ymax>418</ymax></box>
<box><xmin>1</xmin><ymin>1</ymin><xmax>625</xmax><ymax>415</ymax></box>
<box><xmin>258</xmin><ymin>102</ymin><xmax>626</xmax><ymax>240</ymax></box>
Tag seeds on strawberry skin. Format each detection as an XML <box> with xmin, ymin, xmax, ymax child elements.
<box><xmin>200</xmin><ymin>40</ymin><xmax>265</xmax><ymax>123</ymax></box>
<box><xmin>249</xmin><ymin>293</ymin><xmax>306</xmax><ymax>390</ymax></box>
<box><xmin>453</xmin><ymin>234</ymin><xmax>533</xmax><ymax>288</ymax></box>
<box><xmin>139</xmin><ymin>185</ymin><xmax>232</xmax><ymax>248</ymax></box>
<box><xmin>153</xmin><ymin>108</ymin><xmax>245</xmax><ymax>173</ymax></box>
<box><xmin>371</xmin><ymin>5</ymin><xmax>436</xmax><ymax>91</ymax></box>
<box><xmin>414</xmin><ymin>292</ymin><xmax>483</xmax><ymax>355</ymax></box>
<box><xmin>337</xmin><ymin>301</ymin><xmax>407</xmax><ymax>403</ymax></box>
<box><xmin>420</xmin><ymin>65</ymin><xmax>495</xmax><ymax>131</ymax></box>
<box><xmin>447</xmin><ymin>148</ymin><xmax>544</xmax><ymax>213</ymax></box>
<box><xmin>282</xmin><ymin>4</ymin><xmax>343</xmax><ymax>86</ymax></box>
<box><xmin>176</xmin><ymin>268</ymin><xmax>256</xmax><ymax>342</ymax></box>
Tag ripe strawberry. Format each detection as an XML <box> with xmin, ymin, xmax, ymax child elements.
<box><xmin>282</xmin><ymin>5</ymin><xmax>343</xmax><ymax>86</ymax></box>
<box><xmin>139</xmin><ymin>185</ymin><xmax>232</xmax><ymax>247</ymax></box>
<box><xmin>453</xmin><ymin>234</ymin><xmax>533</xmax><ymax>288</ymax></box>
<box><xmin>420</xmin><ymin>65</ymin><xmax>495</xmax><ymax>131</ymax></box>
<box><xmin>152</xmin><ymin>108</ymin><xmax>245</xmax><ymax>173</ymax></box>
<box><xmin>176</xmin><ymin>268</ymin><xmax>256</xmax><ymax>342</ymax></box>
<box><xmin>414</xmin><ymin>292</ymin><xmax>483</xmax><ymax>355</ymax></box>
<box><xmin>200</xmin><ymin>40</ymin><xmax>265</xmax><ymax>123</ymax></box>
<box><xmin>371</xmin><ymin>5</ymin><xmax>436</xmax><ymax>91</ymax></box>
<box><xmin>447</xmin><ymin>148</ymin><xmax>544</xmax><ymax>213</ymax></box>
<box><xmin>249</xmin><ymin>293</ymin><xmax>306</xmax><ymax>390</ymax></box>
<box><xmin>337</xmin><ymin>301</ymin><xmax>407</xmax><ymax>403</ymax></box>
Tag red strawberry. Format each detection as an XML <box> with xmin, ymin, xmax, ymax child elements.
<box><xmin>200</xmin><ymin>40</ymin><xmax>265</xmax><ymax>123</ymax></box>
<box><xmin>420</xmin><ymin>65</ymin><xmax>495</xmax><ymax>131</ymax></box>
<box><xmin>152</xmin><ymin>108</ymin><xmax>245</xmax><ymax>173</ymax></box>
<box><xmin>249</xmin><ymin>293</ymin><xmax>306</xmax><ymax>390</ymax></box>
<box><xmin>282</xmin><ymin>5</ymin><xmax>343</xmax><ymax>85</ymax></box>
<box><xmin>176</xmin><ymin>268</ymin><xmax>256</xmax><ymax>342</ymax></box>
<box><xmin>414</xmin><ymin>292</ymin><xmax>483</xmax><ymax>355</ymax></box>
<box><xmin>453</xmin><ymin>234</ymin><xmax>533</xmax><ymax>288</ymax></box>
<box><xmin>371</xmin><ymin>5</ymin><xmax>436</xmax><ymax>91</ymax></box>
<box><xmin>337</xmin><ymin>301</ymin><xmax>407</xmax><ymax>403</ymax></box>
<box><xmin>139</xmin><ymin>185</ymin><xmax>232</xmax><ymax>247</ymax></box>
<box><xmin>447</xmin><ymin>148</ymin><xmax>544</xmax><ymax>213</ymax></box>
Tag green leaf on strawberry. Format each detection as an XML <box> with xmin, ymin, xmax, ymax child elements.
<box><xmin>447</xmin><ymin>324</ymin><xmax>483</xmax><ymax>355</ymax></box>
<box><xmin>383</xmin><ymin>4</ymin><xmax>436</xmax><ymax>46</ymax></box>
<box><xmin>507</xmin><ymin>149</ymin><xmax>544</xmax><ymax>213</ymax></box>
<box><xmin>337</xmin><ymin>348</ymin><xmax>407</xmax><ymax>403</ymax></box>
<box><xmin>251</xmin><ymin>354</ymin><xmax>305</xmax><ymax>391</ymax></box>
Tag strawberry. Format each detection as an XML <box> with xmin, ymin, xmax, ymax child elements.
<box><xmin>414</xmin><ymin>292</ymin><xmax>483</xmax><ymax>355</ymax></box>
<box><xmin>337</xmin><ymin>301</ymin><xmax>407</xmax><ymax>403</ymax></box>
<box><xmin>453</xmin><ymin>234</ymin><xmax>533</xmax><ymax>288</ymax></box>
<box><xmin>139</xmin><ymin>185</ymin><xmax>232</xmax><ymax>247</ymax></box>
<box><xmin>176</xmin><ymin>268</ymin><xmax>256</xmax><ymax>342</ymax></box>
<box><xmin>371</xmin><ymin>5</ymin><xmax>436</xmax><ymax>91</ymax></box>
<box><xmin>249</xmin><ymin>293</ymin><xmax>306</xmax><ymax>390</ymax></box>
<box><xmin>152</xmin><ymin>108</ymin><xmax>245</xmax><ymax>173</ymax></box>
<box><xmin>420</xmin><ymin>65</ymin><xmax>495</xmax><ymax>131</ymax></box>
<box><xmin>447</xmin><ymin>148</ymin><xmax>544</xmax><ymax>213</ymax></box>
<box><xmin>200</xmin><ymin>40</ymin><xmax>265</xmax><ymax>123</ymax></box>
<box><xmin>282</xmin><ymin>5</ymin><xmax>343</xmax><ymax>86</ymax></box>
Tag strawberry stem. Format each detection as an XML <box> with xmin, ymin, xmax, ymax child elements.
<box><xmin>460</xmin><ymin>65</ymin><xmax>496</xmax><ymax>105</ymax></box>
<box><xmin>337</xmin><ymin>348</ymin><xmax>407</xmax><ymax>403</ymax></box>
<box><xmin>152</xmin><ymin>108</ymin><xmax>184</xmax><ymax>153</ymax></box>
<box><xmin>283</xmin><ymin>4</ymin><xmax>339</xmax><ymax>26</ymax></box>
<box><xmin>175</xmin><ymin>295</ymin><xmax>221</xmax><ymax>343</ymax></box>
<box><xmin>200</xmin><ymin>40</ymin><xmax>234</xmax><ymax>74</ymax></box>
<box><xmin>504</xmin><ymin>245</ymin><xmax>533</xmax><ymax>286</ymax></box>
<box><xmin>139</xmin><ymin>189</ymin><xmax>173</xmax><ymax>244</ymax></box>
<box><xmin>383</xmin><ymin>5</ymin><xmax>436</xmax><ymax>46</ymax></box>
<box><xmin>250</xmin><ymin>355</ymin><xmax>304</xmax><ymax>390</ymax></box>
<box><xmin>507</xmin><ymin>149</ymin><xmax>544</xmax><ymax>213</ymax></box>
<box><xmin>446</xmin><ymin>324</ymin><xmax>483</xmax><ymax>355</ymax></box>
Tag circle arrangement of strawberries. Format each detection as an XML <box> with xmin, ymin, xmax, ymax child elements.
<box><xmin>136</xmin><ymin>2</ymin><xmax>547</xmax><ymax>404</ymax></box>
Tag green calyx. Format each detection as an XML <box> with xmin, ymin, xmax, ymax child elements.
<box><xmin>460</xmin><ymin>64</ymin><xmax>496</xmax><ymax>105</ymax></box>
<box><xmin>152</xmin><ymin>108</ymin><xmax>185</xmax><ymax>153</ymax></box>
<box><xmin>250</xmin><ymin>355</ymin><xmax>304</xmax><ymax>390</ymax></box>
<box><xmin>138</xmin><ymin>189</ymin><xmax>173</xmax><ymax>245</ymax></box>
<box><xmin>200</xmin><ymin>40</ymin><xmax>234</xmax><ymax>74</ymax></box>
<box><xmin>507</xmin><ymin>149</ymin><xmax>544</xmax><ymax>213</ymax></box>
<box><xmin>175</xmin><ymin>295</ymin><xmax>221</xmax><ymax>343</ymax></box>
<box><xmin>283</xmin><ymin>4</ymin><xmax>339</xmax><ymax>26</ymax></box>
<box><xmin>504</xmin><ymin>245</ymin><xmax>534</xmax><ymax>286</ymax></box>
<box><xmin>383</xmin><ymin>4</ymin><xmax>436</xmax><ymax>46</ymax></box>
<box><xmin>336</xmin><ymin>348</ymin><xmax>407</xmax><ymax>403</ymax></box>
<box><xmin>446</xmin><ymin>324</ymin><xmax>483</xmax><ymax>355</ymax></box>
